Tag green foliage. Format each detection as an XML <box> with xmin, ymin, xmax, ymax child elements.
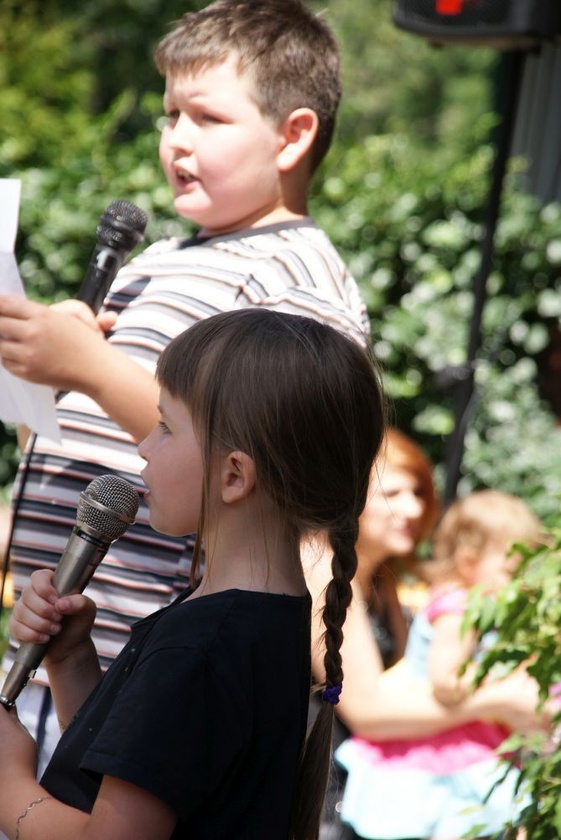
<box><xmin>11</xmin><ymin>93</ymin><xmax>184</xmax><ymax>304</ymax></box>
<box><xmin>311</xmin><ymin>134</ymin><xmax>561</xmax><ymax>522</ymax></box>
<box><xmin>53</xmin><ymin>0</ymin><xmax>206</xmax><ymax>123</ymax></box>
<box><xmin>309</xmin><ymin>0</ymin><xmax>496</xmax><ymax>150</ymax></box>
<box><xmin>0</xmin><ymin>2</ymin><xmax>95</xmax><ymax>171</ymax></box>
<box><xmin>465</xmin><ymin>530</ymin><xmax>561</xmax><ymax>838</ymax></box>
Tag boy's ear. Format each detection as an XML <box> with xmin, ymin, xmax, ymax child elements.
<box><xmin>220</xmin><ymin>450</ymin><xmax>256</xmax><ymax>504</ymax></box>
<box><xmin>277</xmin><ymin>108</ymin><xmax>319</xmax><ymax>172</ymax></box>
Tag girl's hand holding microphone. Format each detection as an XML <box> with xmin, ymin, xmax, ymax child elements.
<box><xmin>0</xmin><ymin>571</ymin><xmax>100</xmax><ymax>799</ymax></box>
<box><xmin>9</xmin><ymin>570</ymin><xmax>97</xmax><ymax>675</ymax></box>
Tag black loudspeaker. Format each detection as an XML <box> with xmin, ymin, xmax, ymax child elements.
<box><xmin>393</xmin><ymin>0</ymin><xmax>561</xmax><ymax>49</ymax></box>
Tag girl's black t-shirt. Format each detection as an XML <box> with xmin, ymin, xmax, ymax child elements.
<box><xmin>41</xmin><ymin>588</ymin><xmax>311</xmax><ymax>839</ymax></box>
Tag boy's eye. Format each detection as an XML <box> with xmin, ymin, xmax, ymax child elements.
<box><xmin>163</xmin><ymin>110</ymin><xmax>180</xmax><ymax>126</ymax></box>
<box><xmin>158</xmin><ymin>420</ymin><xmax>170</xmax><ymax>435</ymax></box>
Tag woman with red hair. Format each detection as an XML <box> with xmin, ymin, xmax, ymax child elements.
<box><xmin>309</xmin><ymin>428</ymin><xmax>438</xmax><ymax>838</ymax></box>
<box><xmin>306</xmin><ymin>429</ymin><xmax>546</xmax><ymax>840</ymax></box>
<box><xmin>353</xmin><ymin>428</ymin><xmax>438</xmax><ymax>669</ymax></box>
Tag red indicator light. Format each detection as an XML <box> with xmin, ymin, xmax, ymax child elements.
<box><xmin>436</xmin><ymin>0</ymin><xmax>463</xmax><ymax>14</ymax></box>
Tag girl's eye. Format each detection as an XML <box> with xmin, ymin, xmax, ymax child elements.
<box><xmin>158</xmin><ymin>420</ymin><xmax>170</xmax><ymax>435</ymax></box>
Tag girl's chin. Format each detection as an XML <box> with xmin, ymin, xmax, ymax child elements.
<box><xmin>387</xmin><ymin>536</ymin><xmax>416</xmax><ymax>556</ymax></box>
<box><xmin>148</xmin><ymin>514</ymin><xmax>192</xmax><ymax>539</ymax></box>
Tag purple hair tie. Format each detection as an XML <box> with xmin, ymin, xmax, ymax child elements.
<box><xmin>322</xmin><ymin>684</ymin><xmax>342</xmax><ymax>705</ymax></box>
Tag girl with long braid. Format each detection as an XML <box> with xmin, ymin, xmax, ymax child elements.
<box><xmin>0</xmin><ymin>309</ymin><xmax>385</xmax><ymax>840</ymax></box>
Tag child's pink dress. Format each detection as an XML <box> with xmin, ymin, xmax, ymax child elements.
<box><xmin>335</xmin><ymin>588</ymin><xmax>527</xmax><ymax>839</ymax></box>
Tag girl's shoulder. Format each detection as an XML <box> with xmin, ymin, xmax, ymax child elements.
<box><xmin>425</xmin><ymin>585</ymin><xmax>468</xmax><ymax>623</ymax></box>
<box><xmin>137</xmin><ymin>588</ymin><xmax>310</xmax><ymax>658</ymax></box>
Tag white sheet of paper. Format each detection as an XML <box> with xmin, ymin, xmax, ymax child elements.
<box><xmin>0</xmin><ymin>179</ymin><xmax>22</xmax><ymax>251</ymax></box>
<box><xmin>0</xmin><ymin>179</ymin><xmax>61</xmax><ymax>443</ymax></box>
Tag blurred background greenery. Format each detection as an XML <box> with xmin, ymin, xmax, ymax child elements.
<box><xmin>1</xmin><ymin>0</ymin><xmax>561</xmax><ymax>521</ymax></box>
<box><xmin>4</xmin><ymin>7</ymin><xmax>561</xmax><ymax>828</ymax></box>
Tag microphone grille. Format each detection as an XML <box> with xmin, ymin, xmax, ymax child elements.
<box><xmin>97</xmin><ymin>200</ymin><xmax>148</xmax><ymax>252</ymax></box>
<box><xmin>77</xmin><ymin>474</ymin><xmax>140</xmax><ymax>541</ymax></box>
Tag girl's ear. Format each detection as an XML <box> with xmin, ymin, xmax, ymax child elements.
<box><xmin>220</xmin><ymin>450</ymin><xmax>256</xmax><ymax>504</ymax></box>
<box><xmin>276</xmin><ymin>108</ymin><xmax>318</xmax><ymax>173</ymax></box>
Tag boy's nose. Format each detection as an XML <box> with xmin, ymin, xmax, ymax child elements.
<box><xmin>168</xmin><ymin>114</ymin><xmax>194</xmax><ymax>152</ymax></box>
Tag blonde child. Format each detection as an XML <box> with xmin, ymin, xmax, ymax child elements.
<box><xmin>0</xmin><ymin>309</ymin><xmax>384</xmax><ymax>840</ymax></box>
<box><xmin>336</xmin><ymin>489</ymin><xmax>543</xmax><ymax>840</ymax></box>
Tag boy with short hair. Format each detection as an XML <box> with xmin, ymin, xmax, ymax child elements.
<box><xmin>0</xmin><ymin>0</ymin><xmax>369</xmax><ymax>776</ymax></box>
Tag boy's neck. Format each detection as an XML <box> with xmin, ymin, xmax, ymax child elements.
<box><xmin>198</xmin><ymin>207</ymin><xmax>309</xmax><ymax>240</ymax></box>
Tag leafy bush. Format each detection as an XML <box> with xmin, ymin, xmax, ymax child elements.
<box><xmin>311</xmin><ymin>133</ymin><xmax>561</xmax><ymax>522</ymax></box>
<box><xmin>465</xmin><ymin>529</ymin><xmax>561</xmax><ymax>838</ymax></box>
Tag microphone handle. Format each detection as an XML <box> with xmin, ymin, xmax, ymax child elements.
<box><xmin>77</xmin><ymin>244</ymin><xmax>126</xmax><ymax>314</ymax></box>
<box><xmin>0</xmin><ymin>528</ymin><xmax>110</xmax><ymax>709</ymax></box>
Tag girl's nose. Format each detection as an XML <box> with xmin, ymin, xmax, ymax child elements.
<box><xmin>137</xmin><ymin>433</ymin><xmax>151</xmax><ymax>463</ymax></box>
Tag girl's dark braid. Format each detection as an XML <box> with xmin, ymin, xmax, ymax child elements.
<box><xmin>322</xmin><ymin>519</ymin><xmax>359</xmax><ymax>691</ymax></box>
<box><xmin>290</xmin><ymin>517</ymin><xmax>359</xmax><ymax>840</ymax></box>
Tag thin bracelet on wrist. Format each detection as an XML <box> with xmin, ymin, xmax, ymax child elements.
<box><xmin>15</xmin><ymin>796</ymin><xmax>52</xmax><ymax>840</ymax></box>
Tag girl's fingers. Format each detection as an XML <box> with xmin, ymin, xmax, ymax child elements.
<box><xmin>10</xmin><ymin>570</ymin><xmax>62</xmax><ymax>643</ymax></box>
<box><xmin>10</xmin><ymin>598</ymin><xmax>62</xmax><ymax>643</ymax></box>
